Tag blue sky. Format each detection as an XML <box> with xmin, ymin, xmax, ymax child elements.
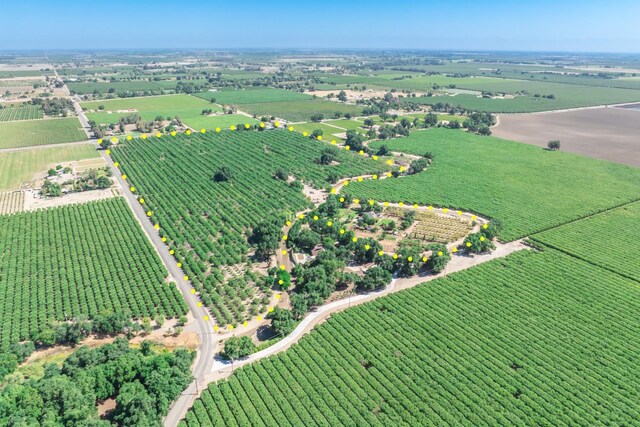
<box><xmin>2</xmin><ymin>0</ymin><xmax>639</xmax><ymax>52</ymax></box>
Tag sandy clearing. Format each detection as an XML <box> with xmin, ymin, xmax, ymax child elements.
<box><xmin>493</xmin><ymin>107</ymin><xmax>640</xmax><ymax>168</ymax></box>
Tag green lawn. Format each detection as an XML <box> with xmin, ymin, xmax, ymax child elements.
<box><xmin>289</xmin><ymin>122</ymin><xmax>347</xmax><ymax>140</ymax></box>
<box><xmin>344</xmin><ymin>128</ymin><xmax>640</xmax><ymax>241</ymax></box>
<box><xmin>324</xmin><ymin>119</ymin><xmax>366</xmax><ymax>130</ymax></box>
<box><xmin>0</xmin><ymin>144</ymin><xmax>100</xmax><ymax>190</ymax></box>
<box><xmin>239</xmin><ymin>99</ymin><xmax>364</xmax><ymax>122</ymax></box>
<box><xmin>181</xmin><ymin>114</ymin><xmax>260</xmax><ymax>130</ymax></box>
<box><xmin>194</xmin><ymin>87</ymin><xmax>312</xmax><ymax>104</ymax></box>
<box><xmin>0</xmin><ymin>118</ymin><xmax>87</xmax><ymax>149</ymax></box>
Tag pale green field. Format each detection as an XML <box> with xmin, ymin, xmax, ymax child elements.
<box><xmin>0</xmin><ymin>144</ymin><xmax>100</xmax><ymax>190</ymax></box>
<box><xmin>181</xmin><ymin>114</ymin><xmax>260</xmax><ymax>130</ymax></box>
<box><xmin>323</xmin><ymin>119</ymin><xmax>366</xmax><ymax>130</ymax></box>
<box><xmin>0</xmin><ymin>118</ymin><xmax>87</xmax><ymax>149</ymax></box>
<box><xmin>290</xmin><ymin>122</ymin><xmax>347</xmax><ymax>141</ymax></box>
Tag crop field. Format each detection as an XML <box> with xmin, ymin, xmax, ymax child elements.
<box><xmin>0</xmin><ymin>192</ymin><xmax>24</xmax><ymax>214</ymax></box>
<box><xmin>0</xmin><ymin>105</ymin><xmax>43</xmax><ymax>121</ymax></box>
<box><xmin>194</xmin><ymin>88</ymin><xmax>312</xmax><ymax>104</ymax></box>
<box><xmin>410</xmin><ymin>212</ymin><xmax>472</xmax><ymax>243</ymax></box>
<box><xmin>181</xmin><ymin>249</ymin><xmax>640</xmax><ymax>426</ymax></box>
<box><xmin>0</xmin><ymin>80</ymin><xmax>38</xmax><ymax>87</ymax></box>
<box><xmin>181</xmin><ymin>114</ymin><xmax>260</xmax><ymax>131</ymax></box>
<box><xmin>238</xmin><ymin>99</ymin><xmax>364</xmax><ymax>122</ymax></box>
<box><xmin>0</xmin><ymin>118</ymin><xmax>87</xmax><ymax>149</ymax></box>
<box><xmin>110</xmin><ymin>130</ymin><xmax>386</xmax><ymax>324</ymax></box>
<box><xmin>0</xmin><ymin>143</ymin><xmax>100</xmax><ymax>190</ymax></box>
<box><xmin>349</xmin><ymin>129</ymin><xmax>640</xmax><ymax>241</ymax></box>
<box><xmin>289</xmin><ymin>122</ymin><xmax>347</xmax><ymax>140</ymax></box>
<box><xmin>0</xmin><ymin>198</ymin><xmax>187</xmax><ymax>349</ymax></box>
<box><xmin>532</xmin><ymin>201</ymin><xmax>640</xmax><ymax>281</ymax></box>
<box><xmin>323</xmin><ymin>119</ymin><xmax>366</xmax><ymax>130</ymax></box>
<box><xmin>67</xmin><ymin>80</ymin><xmax>165</xmax><ymax>95</ymax></box>
<box><xmin>0</xmin><ymin>70</ymin><xmax>51</xmax><ymax>78</ymax></box>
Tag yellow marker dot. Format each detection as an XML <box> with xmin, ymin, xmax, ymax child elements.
<box><xmin>243</xmin><ymin>321</ymin><xmax>249</xmax><ymax>327</ymax></box>
<box><xmin>317</xmin><ymin>135</ymin><xmax>323</xmax><ymax>141</ymax></box>
<box><xmin>259</xmin><ymin>122</ymin><xmax>265</xmax><ymax>128</ymax></box>
<box><xmin>414</xmin><ymin>203</ymin><xmax>419</xmax><ymax>209</ymax></box>
<box><xmin>278</xmin><ymin>279</ymin><xmax>284</xmax><ymax>285</ymax></box>
<box><xmin>130</xmin><ymin>186</ymin><xmax>135</xmax><ymax>192</ymax></box>
<box><xmin>313</xmin><ymin>215</ymin><xmax>318</xmax><ymax>221</ymax></box>
<box><xmin>228</xmin><ymin>325</ymin><xmax>234</xmax><ymax>330</ymax></box>
<box><xmin>170</xmin><ymin>249</ymin><xmax>175</xmax><ymax>255</ymax></box>
<box><xmin>345</xmin><ymin>145</ymin><xmax>350</xmax><ymax>151</ymax></box>
<box><xmin>357</xmin><ymin>177</ymin><xmax>363</xmax><ymax>182</ymax></box>
<box><xmin>386</xmin><ymin>172</ymin><xmax>392</xmax><ymax>177</ymax></box>
<box><xmin>298</xmin><ymin>213</ymin><xmax>305</xmax><ymax>219</ymax></box>
<box><xmin>443</xmin><ymin>208</ymin><xmax>449</xmax><ymax>213</ymax></box>
<box><xmin>339</xmin><ymin>197</ymin><xmax>345</xmax><ymax>202</ymax></box>
<box><xmin>369</xmin><ymin>199</ymin><xmax>374</xmax><ymax>206</ymax></box>
<box><xmin>386</xmin><ymin>159</ymin><xmax>393</xmax><ymax>165</ymax></box>
<box><xmin>483</xmin><ymin>224</ymin><xmax>488</xmax><ymax>229</ymax></box>
<box><xmin>339</xmin><ymin>229</ymin><xmax>345</xmax><ymax>234</ymax></box>
<box><xmin>457</xmin><ymin>210</ymin><xmax>463</xmax><ymax>216</ymax></box>
<box><xmin>422</xmin><ymin>256</ymin><xmax>428</xmax><ymax>262</ymax></box>
<box><xmin>331</xmin><ymin>140</ymin><xmax>337</xmax><ymax>145</ymax></box>
<box><xmin>282</xmin><ymin>235</ymin><xmax>288</xmax><ymax>241</ymax></box>
<box><xmin>408</xmin><ymin>256</ymin><xmax>413</xmax><ymax>262</ymax></box>
<box><xmin>302</xmin><ymin>131</ymin><xmax>308</xmax><ymax>137</ymax></box>
<box><xmin>147</xmin><ymin>211</ymin><xmax>152</xmax><ymax>217</ymax></box>
<box><xmin>186</xmin><ymin>129</ymin><xmax>192</xmax><ymax>135</ymax></box>
<box><xmin>171</xmin><ymin>131</ymin><xmax>177</xmax><ymax>136</ymax></box>
<box><xmin>359</xmin><ymin>150</ymin><xmax>364</xmax><ymax>155</ymax></box>
<box><xmin>139</xmin><ymin>198</ymin><xmax>145</xmax><ymax>204</ymax></box>
<box><xmin>142</xmin><ymin>134</ymin><xmax>147</xmax><ymax>139</ymax></box>
<box><xmin>286</xmin><ymin>220</ymin><xmax>292</xmax><ymax>226</ymax></box>
<box><xmin>162</xmin><ymin>237</ymin><xmax>167</xmax><ymax>243</ymax></box>
<box><xmin>327</xmin><ymin>221</ymin><xmax>333</xmax><ymax>226</ymax></box>
<box><xmin>365</xmin><ymin>244</ymin><xmax>371</xmax><ymax>250</ymax></box>
<box><xmin>114</xmin><ymin>161</ymin><xmax>119</xmax><ymax>168</ymax></box>
<box><xmin>399</xmin><ymin>166</ymin><xmax>405</xmax><ymax>172</ymax></box>
<box><xmin>354</xmin><ymin>198</ymin><xmax>360</xmax><ymax>204</ymax></box>
<box><xmin>122</xmin><ymin>174</ymin><xmax>127</xmax><ymax>180</ymax></box>
<box><xmin>372</xmin><ymin>155</ymin><xmax>378</xmax><ymax>161</ymax></box>
<box><xmin>154</xmin><ymin>224</ymin><xmax>159</xmax><ymax>230</ymax></box>
<box><xmin>399</xmin><ymin>202</ymin><xmax>404</xmax><ymax>207</ymax></box>
<box><xmin>452</xmin><ymin>247</ymin><xmax>458</xmax><ymax>253</ymax></box>
<box><xmin>230</xmin><ymin>125</ymin><xmax>236</xmax><ymax>130</ymax></box>
<box><xmin>275</xmin><ymin>121</ymin><xmax>280</xmax><ymax>127</ymax></box>
<box><xmin>480</xmin><ymin>236</ymin><xmax>486</xmax><ymax>242</ymax></box>
<box><xmin>257</xmin><ymin>316</ymin><xmax>263</xmax><ymax>321</ymax></box>
<box><xmin>127</xmin><ymin>135</ymin><xmax>132</xmax><ymax>141</ymax></box>
<box><xmin>275</xmin><ymin>294</ymin><xmax>281</xmax><ymax>300</ymax></box>
<box><xmin>330</xmin><ymin>188</ymin><xmax>337</xmax><ymax>194</ymax></box>
<box><xmin>428</xmin><ymin>206</ymin><xmax>433</xmax><ymax>210</ymax></box>
<box><xmin>197</xmin><ymin>302</ymin><xmax>202</xmax><ymax>307</ymax></box>
<box><xmin>184</xmin><ymin>275</ymin><xmax>189</xmax><ymax>281</ymax></box>
<box><xmin>288</xmin><ymin>126</ymin><xmax>294</xmax><ymax>131</ymax></box>
<box><xmin>156</xmin><ymin>132</ymin><xmax>161</xmax><ymax>138</ymax></box>
<box><xmin>190</xmin><ymin>289</ymin><xmax>195</xmax><ymax>294</ymax></box>
<box><xmin>215</xmin><ymin>127</ymin><xmax>221</xmax><ymax>133</ymax></box>
<box><xmin>352</xmin><ymin>237</ymin><xmax>358</xmax><ymax>242</ymax></box>
<box><xmin>471</xmin><ymin>215</ymin><xmax>477</xmax><ymax>220</ymax></box>
<box><xmin>204</xmin><ymin>316</ymin><xmax>209</xmax><ymax>321</ymax></box>
<box><xmin>383</xmin><ymin>201</ymin><xmax>389</xmax><ymax>207</ymax></box>
<box><xmin>97</xmin><ymin>139</ymin><xmax>103</xmax><ymax>144</ymax></box>
<box><xmin>105</xmin><ymin>149</ymin><xmax>111</xmax><ymax>155</ymax></box>
<box><xmin>281</xmin><ymin>250</ymin><xmax>287</xmax><ymax>255</ymax></box>
<box><xmin>372</xmin><ymin>174</ymin><xmax>378</xmax><ymax>180</ymax></box>
<box><xmin>177</xmin><ymin>262</ymin><xmax>182</xmax><ymax>268</ymax></box>
<box><xmin>343</xmin><ymin>180</ymin><xmax>349</xmax><ymax>186</ymax></box>
<box><xmin>201</xmin><ymin>128</ymin><xmax>206</xmax><ymax>134</ymax></box>
<box><xmin>268</xmin><ymin>307</ymin><xmax>274</xmax><ymax>313</ymax></box>
<box><xmin>466</xmin><ymin>242</ymin><xmax>472</xmax><ymax>247</ymax></box>
<box><xmin>280</xmin><ymin>265</ymin><xmax>286</xmax><ymax>270</ymax></box>
<box><xmin>378</xmin><ymin>250</ymin><xmax>384</xmax><ymax>256</ymax></box>
<box><xmin>392</xmin><ymin>253</ymin><xmax>398</xmax><ymax>259</ymax></box>
<box><xmin>437</xmin><ymin>251</ymin><xmax>443</xmax><ymax>257</ymax></box>
<box><xmin>213</xmin><ymin>325</ymin><xmax>219</xmax><ymax>331</ymax></box>
<box><xmin>245</xmin><ymin>123</ymin><xmax>251</xmax><ymax>129</ymax></box>
<box><xmin>111</xmin><ymin>137</ymin><xmax>117</xmax><ymax>143</ymax></box>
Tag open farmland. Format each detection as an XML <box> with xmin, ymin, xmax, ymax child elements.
<box><xmin>532</xmin><ymin>201</ymin><xmax>640</xmax><ymax>281</ymax></box>
<box><xmin>181</xmin><ymin>114</ymin><xmax>260</xmax><ymax>131</ymax></box>
<box><xmin>0</xmin><ymin>143</ymin><xmax>100</xmax><ymax>190</ymax></box>
<box><xmin>67</xmin><ymin>80</ymin><xmax>165</xmax><ymax>95</ymax></box>
<box><xmin>353</xmin><ymin>128</ymin><xmax>640</xmax><ymax>241</ymax></box>
<box><xmin>0</xmin><ymin>198</ymin><xmax>187</xmax><ymax>349</ymax></box>
<box><xmin>289</xmin><ymin>122</ymin><xmax>348</xmax><ymax>140</ymax></box>
<box><xmin>0</xmin><ymin>105</ymin><xmax>43</xmax><ymax>121</ymax></box>
<box><xmin>238</xmin><ymin>99</ymin><xmax>364</xmax><ymax>122</ymax></box>
<box><xmin>110</xmin><ymin>130</ymin><xmax>387</xmax><ymax>325</ymax></box>
<box><xmin>181</xmin><ymin>249</ymin><xmax>640</xmax><ymax>426</ymax></box>
<box><xmin>194</xmin><ymin>87</ymin><xmax>312</xmax><ymax>104</ymax></box>
<box><xmin>492</xmin><ymin>107</ymin><xmax>640</xmax><ymax>167</ymax></box>
<box><xmin>0</xmin><ymin>118</ymin><xmax>87</xmax><ymax>149</ymax></box>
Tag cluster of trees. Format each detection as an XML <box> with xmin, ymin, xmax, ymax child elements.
<box><xmin>0</xmin><ymin>341</ymin><xmax>35</xmax><ymax>380</ymax></box>
<box><xmin>462</xmin><ymin>220</ymin><xmax>502</xmax><ymax>254</ymax></box>
<box><xmin>547</xmin><ymin>140</ymin><xmax>561</xmax><ymax>151</ymax></box>
<box><xmin>462</xmin><ymin>112</ymin><xmax>496</xmax><ymax>135</ymax></box>
<box><xmin>222</xmin><ymin>336</ymin><xmax>256</xmax><ymax>361</ymax></box>
<box><xmin>31</xmin><ymin>97</ymin><xmax>74</xmax><ymax>116</ymax></box>
<box><xmin>0</xmin><ymin>338</ymin><xmax>194</xmax><ymax>426</ymax></box>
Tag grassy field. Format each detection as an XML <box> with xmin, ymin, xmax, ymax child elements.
<box><xmin>239</xmin><ymin>99</ymin><xmax>364</xmax><ymax>122</ymax></box>
<box><xmin>82</xmin><ymin>94</ymin><xmax>219</xmax><ymax>126</ymax></box>
<box><xmin>324</xmin><ymin>118</ymin><xmax>366</xmax><ymax>130</ymax></box>
<box><xmin>194</xmin><ymin>87</ymin><xmax>312</xmax><ymax>104</ymax></box>
<box><xmin>67</xmin><ymin>80</ymin><xmax>165</xmax><ymax>95</ymax></box>
<box><xmin>0</xmin><ymin>105</ymin><xmax>43</xmax><ymax>121</ymax></box>
<box><xmin>346</xmin><ymin>128</ymin><xmax>640</xmax><ymax>241</ymax></box>
<box><xmin>181</xmin><ymin>114</ymin><xmax>260</xmax><ymax>130</ymax></box>
<box><xmin>181</xmin><ymin>248</ymin><xmax>640</xmax><ymax>426</ymax></box>
<box><xmin>0</xmin><ymin>198</ymin><xmax>187</xmax><ymax>349</ymax></box>
<box><xmin>0</xmin><ymin>144</ymin><xmax>100</xmax><ymax>190</ymax></box>
<box><xmin>0</xmin><ymin>118</ymin><xmax>87</xmax><ymax>149</ymax></box>
<box><xmin>532</xmin><ymin>201</ymin><xmax>640</xmax><ymax>281</ymax></box>
<box><xmin>289</xmin><ymin>122</ymin><xmax>347</xmax><ymax>140</ymax></box>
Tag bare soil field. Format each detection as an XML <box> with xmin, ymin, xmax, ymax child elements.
<box><xmin>493</xmin><ymin>107</ymin><xmax>640</xmax><ymax>167</ymax></box>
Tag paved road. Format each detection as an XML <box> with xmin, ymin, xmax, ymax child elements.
<box><xmin>47</xmin><ymin>63</ymin><xmax>213</xmax><ymax>427</ymax></box>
